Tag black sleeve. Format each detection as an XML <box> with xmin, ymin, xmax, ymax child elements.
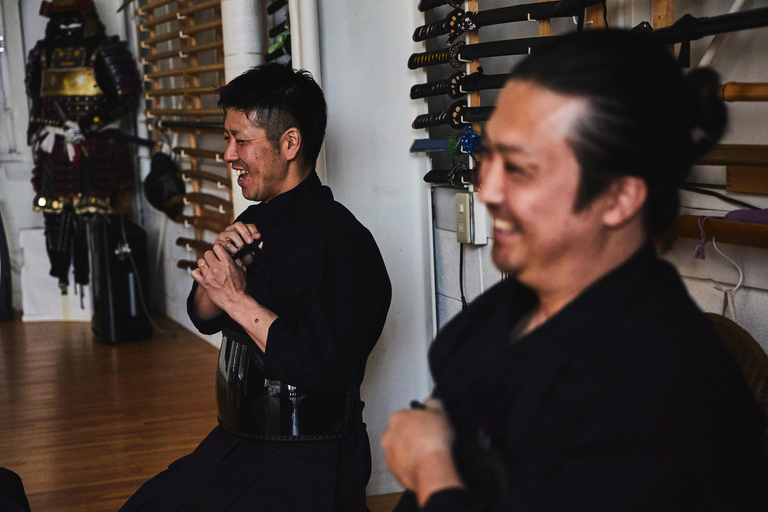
<box><xmin>263</xmin><ymin>222</ymin><xmax>391</xmax><ymax>395</ymax></box>
<box><xmin>421</xmin><ymin>489</ymin><xmax>475</xmax><ymax>512</ymax></box>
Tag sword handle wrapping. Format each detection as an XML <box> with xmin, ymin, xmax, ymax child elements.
<box><xmin>412</xmin><ymin>101</ymin><xmax>466</xmax><ymax>129</ymax></box>
<box><xmin>410</xmin><ymin>79</ymin><xmax>451</xmax><ymax>100</ymax></box>
<box><xmin>413</xmin><ymin>18</ymin><xmax>451</xmax><ymax>42</ymax></box>
<box><xmin>413</xmin><ymin>9</ymin><xmax>464</xmax><ymax>42</ymax></box>
<box><xmin>408</xmin><ymin>41</ymin><xmax>465</xmax><ymax>70</ymax></box>
<box><xmin>412</xmin><ymin>110</ymin><xmax>453</xmax><ymax>130</ymax></box>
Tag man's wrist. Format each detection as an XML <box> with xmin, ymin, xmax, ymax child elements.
<box><xmin>193</xmin><ymin>284</ymin><xmax>223</xmax><ymax>321</ymax></box>
<box><xmin>414</xmin><ymin>451</ymin><xmax>465</xmax><ymax>507</ymax></box>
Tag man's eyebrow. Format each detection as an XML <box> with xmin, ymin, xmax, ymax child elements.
<box><xmin>488</xmin><ymin>140</ymin><xmax>529</xmax><ymax>157</ymax></box>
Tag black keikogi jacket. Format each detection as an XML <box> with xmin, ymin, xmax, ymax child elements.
<box><xmin>189</xmin><ymin>170</ymin><xmax>391</xmax><ymax>403</ymax></box>
<box><xmin>182</xmin><ymin>171</ymin><xmax>391</xmax><ymax>511</ymax></box>
<box><xmin>396</xmin><ymin>245</ymin><xmax>768</xmax><ymax>512</ymax></box>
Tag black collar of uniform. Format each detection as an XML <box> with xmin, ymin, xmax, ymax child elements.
<box><xmin>248</xmin><ymin>170</ymin><xmax>332</xmax><ymax>235</ymax></box>
<box><xmin>464</xmin><ymin>243</ymin><xmax>663</xmax><ymax>434</ymax></box>
<box><xmin>512</xmin><ymin>242</ymin><xmax>662</xmax><ymax>350</ymax></box>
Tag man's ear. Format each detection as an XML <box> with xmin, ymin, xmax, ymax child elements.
<box><xmin>601</xmin><ymin>176</ymin><xmax>647</xmax><ymax>228</ymax></box>
<box><xmin>281</xmin><ymin>127</ymin><xmax>302</xmax><ymax>162</ymax></box>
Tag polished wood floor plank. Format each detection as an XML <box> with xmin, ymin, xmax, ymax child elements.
<box><xmin>0</xmin><ymin>314</ymin><xmax>219</xmax><ymax>512</ymax></box>
<box><xmin>0</xmin><ymin>314</ymin><xmax>401</xmax><ymax>511</ymax></box>
<box><xmin>367</xmin><ymin>492</ymin><xmax>403</xmax><ymax>512</ymax></box>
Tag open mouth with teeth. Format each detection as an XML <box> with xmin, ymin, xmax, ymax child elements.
<box><xmin>494</xmin><ymin>218</ymin><xmax>516</xmax><ymax>233</ymax></box>
<box><xmin>234</xmin><ymin>169</ymin><xmax>249</xmax><ymax>188</ymax></box>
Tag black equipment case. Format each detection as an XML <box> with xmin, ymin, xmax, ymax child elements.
<box><xmin>89</xmin><ymin>215</ymin><xmax>151</xmax><ymax>343</ymax></box>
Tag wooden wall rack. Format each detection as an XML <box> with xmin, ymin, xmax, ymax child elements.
<box><xmin>133</xmin><ymin>0</ymin><xmax>232</xmax><ymax>270</ymax></box>
<box><xmin>671</xmin><ymin>216</ymin><xmax>768</xmax><ymax>250</ymax></box>
<box><xmin>651</xmin><ymin>0</ymin><xmax>768</xmax><ymax>251</ymax></box>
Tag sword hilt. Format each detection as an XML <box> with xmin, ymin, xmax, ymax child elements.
<box><xmin>411</xmin><ymin>72</ymin><xmax>464</xmax><ymax>100</ymax></box>
<box><xmin>454</xmin><ymin>71</ymin><xmax>511</xmax><ymax>96</ymax></box>
<box><xmin>412</xmin><ymin>101</ymin><xmax>466</xmax><ymax>130</ymax></box>
<box><xmin>408</xmin><ymin>41</ymin><xmax>465</xmax><ymax>70</ymax></box>
<box><xmin>29</xmin><ymin>116</ymin><xmax>64</xmax><ymax>127</ymax></box>
<box><xmin>423</xmin><ymin>161</ymin><xmax>472</xmax><ymax>189</ymax></box>
<box><xmin>413</xmin><ymin>9</ymin><xmax>464</xmax><ymax>42</ymax></box>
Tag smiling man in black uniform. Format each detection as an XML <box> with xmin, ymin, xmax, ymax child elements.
<box><xmin>382</xmin><ymin>30</ymin><xmax>768</xmax><ymax>511</ymax></box>
<box><xmin>120</xmin><ymin>63</ymin><xmax>391</xmax><ymax>512</ymax></box>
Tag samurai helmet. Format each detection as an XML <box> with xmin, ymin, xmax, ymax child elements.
<box><xmin>40</xmin><ymin>0</ymin><xmax>95</xmax><ymax>17</ymax></box>
<box><xmin>40</xmin><ymin>0</ymin><xmax>103</xmax><ymax>39</ymax></box>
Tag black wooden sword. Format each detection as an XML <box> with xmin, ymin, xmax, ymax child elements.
<box><xmin>408</xmin><ymin>35</ymin><xmax>559</xmax><ymax>70</ymax></box>
<box><xmin>410</xmin><ymin>69</ymin><xmax>511</xmax><ymax>100</ymax></box>
<box><xmin>413</xmin><ymin>0</ymin><xmax>604</xmax><ymax>43</ymax></box>
<box><xmin>633</xmin><ymin>6</ymin><xmax>768</xmax><ymax>67</ymax></box>
<box><xmin>418</xmin><ymin>0</ymin><xmax>462</xmax><ymax>14</ymax></box>
<box><xmin>423</xmin><ymin>162</ymin><xmax>476</xmax><ymax>189</ymax></box>
<box><xmin>412</xmin><ymin>101</ymin><xmax>493</xmax><ymax>130</ymax></box>
<box><xmin>409</xmin><ymin>6</ymin><xmax>768</xmax><ymax>70</ymax></box>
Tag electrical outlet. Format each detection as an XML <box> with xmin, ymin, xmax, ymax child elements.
<box><xmin>456</xmin><ymin>191</ymin><xmax>472</xmax><ymax>244</ymax></box>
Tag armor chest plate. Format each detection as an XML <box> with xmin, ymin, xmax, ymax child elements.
<box><xmin>41</xmin><ymin>46</ymin><xmax>101</xmax><ymax>97</ymax></box>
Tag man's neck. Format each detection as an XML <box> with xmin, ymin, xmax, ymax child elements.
<box><xmin>264</xmin><ymin>165</ymin><xmax>314</xmax><ymax>203</ymax></box>
<box><xmin>523</xmin><ymin>229</ymin><xmax>647</xmax><ymax>334</ymax></box>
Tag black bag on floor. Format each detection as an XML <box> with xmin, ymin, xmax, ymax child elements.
<box><xmin>0</xmin><ymin>210</ymin><xmax>13</xmax><ymax>322</ymax></box>
<box><xmin>0</xmin><ymin>467</ymin><xmax>31</xmax><ymax>512</ymax></box>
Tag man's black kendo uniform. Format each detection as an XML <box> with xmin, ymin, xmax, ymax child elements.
<box><xmin>396</xmin><ymin>245</ymin><xmax>768</xmax><ymax>512</ymax></box>
<box><xmin>120</xmin><ymin>171</ymin><xmax>391</xmax><ymax>512</ymax></box>
<box><xmin>25</xmin><ymin>0</ymin><xmax>141</xmax><ymax>292</ymax></box>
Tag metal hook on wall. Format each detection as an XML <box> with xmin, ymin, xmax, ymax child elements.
<box><xmin>711</xmin><ymin>237</ymin><xmax>744</xmax><ymax>322</ymax></box>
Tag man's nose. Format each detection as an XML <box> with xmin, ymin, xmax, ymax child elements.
<box><xmin>476</xmin><ymin>160</ymin><xmax>503</xmax><ymax>206</ymax></box>
<box><xmin>223</xmin><ymin>140</ymin><xmax>238</xmax><ymax>162</ymax></box>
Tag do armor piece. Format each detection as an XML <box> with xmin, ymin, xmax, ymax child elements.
<box><xmin>217</xmin><ymin>335</ymin><xmax>352</xmax><ymax>440</ymax></box>
<box><xmin>26</xmin><ymin>1</ymin><xmax>141</xmax><ymax>291</ymax></box>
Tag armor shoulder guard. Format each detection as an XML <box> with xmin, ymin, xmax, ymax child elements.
<box><xmin>92</xmin><ymin>37</ymin><xmax>142</xmax><ymax>99</ymax></box>
<box><xmin>25</xmin><ymin>42</ymin><xmax>45</xmax><ymax>97</ymax></box>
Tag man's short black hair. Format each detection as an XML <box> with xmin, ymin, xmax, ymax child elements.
<box><xmin>509</xmin><ymin>30</ymin><xmax>727</xmax><ymax>235</ymax></box>
<box><xmin>217</xmin><ymin>63</ymin><xmax>327</xmax><ymax>169</ymax></box>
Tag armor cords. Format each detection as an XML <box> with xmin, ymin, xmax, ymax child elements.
<box><xmin>216</xmin><ymin>334</ymin><xmax>352</xmax><ymax>441</ymax></box>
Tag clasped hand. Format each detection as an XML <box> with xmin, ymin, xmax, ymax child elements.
<box><xmin>190</xmin><ymin>222</ymin><xmax>261</xmax><ymax>310</ymax></box>
<box><xmin>381</xmin><ymin>398</ymin><xmax>464</xmax><ymax>505</ymax></box>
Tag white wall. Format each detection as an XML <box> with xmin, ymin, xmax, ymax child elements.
<box><xmin>316</xmin><ymin>1</ymin><xmax>435</xmax><ymax>495</ymax></box>
<box><xmin>0</xmin><ymin>0</ymin><xmax>38</xmax><ymax>312</ymax></box>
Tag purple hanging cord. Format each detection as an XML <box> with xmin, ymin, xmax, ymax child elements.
<box><xmin>694</xmin><ymin>216</ymin><xmax>710</xmax><ymax>259</ymax></box>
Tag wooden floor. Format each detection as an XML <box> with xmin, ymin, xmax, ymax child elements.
<box><xmin>0</xmin><ymin>314</ymin><xmax>400</xmax><ymax>512</ymax></box>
